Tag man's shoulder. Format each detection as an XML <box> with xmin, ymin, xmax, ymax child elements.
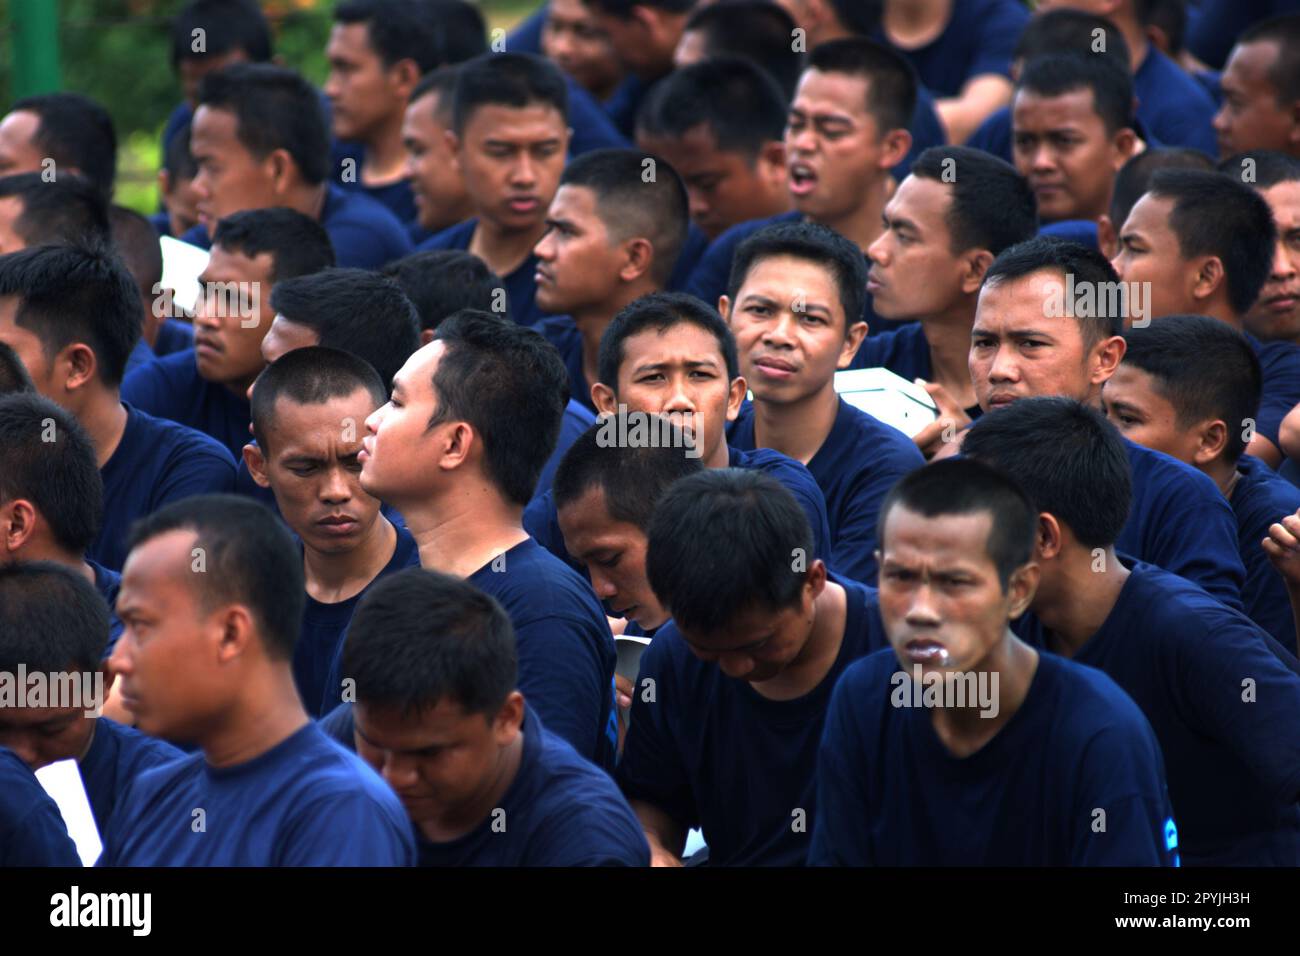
<box><xmin>484</xmin><ymin>539</ymin><xmax>606</xmax><ymax>623</ymax></box>
<box><xmin>416</xmin><ymin>218</ymin><xmax>477</xmax><ymax>252</ymax></box>
<box><xmin>1235</xmin><ymin>454</ymin><xmax>1300</xmax><ymax>520</ymax></box>
<box><xmin>1124</xmin><ymin>437</ymin><xmax>1223</xmax><ymax>500</ymax></box>
<box><xmin>123</xmin><ymin>402</ymin><xmax>236</xmax><ymax>463</ymax></box>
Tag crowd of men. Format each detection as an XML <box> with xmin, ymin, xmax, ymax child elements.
<box><xmin>3</xmin><ymin>0</ymin><xmax>1300</xmax><ymax>868</ymax></box>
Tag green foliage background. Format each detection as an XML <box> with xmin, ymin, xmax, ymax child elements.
<box><xmin>0</xmin><ymin>0</ymin><xmax>540</xmax><ymax>213</ymax></box>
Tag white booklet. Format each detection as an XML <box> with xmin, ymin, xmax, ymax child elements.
<box><xmin>159</xmin><ymin>235</ymin><xmax>211</xmax><ymax>317</ymax></box>
<box><xmin>834</xmin><ymin>366</ymin><xmax>939</xmax><ymax>438</ymax></box>
<box><xmin>35</xmin><ymin>758</ymin><xmax>102</xmax><ymax>866</ymax></box>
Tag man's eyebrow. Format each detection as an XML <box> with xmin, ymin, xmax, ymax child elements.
<box><xmin>885</xmin><ymin>212</ymin><xmax>920</xmax><ymax>234</ymax></box>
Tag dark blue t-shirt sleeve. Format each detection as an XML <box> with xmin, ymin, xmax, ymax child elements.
<box><xmin>0</xmin><ymin>756</ymin><xmax>81</xmax><ymax>867</ymax></box>
<box><xmin>507</xmin><ymin>3</ymin><xmax>548</xmax><ymax>54</ymax></box>
<box><xmin>685</xmin><ymin>229</ymin><xmax>743</xmax><ymax>306</ymax></box>
<box><xmin>514</xmin><ymin>613</ymin><xmax>612</xmax><ymax>763</ymax></box>
<box><xmin>1256</xmin><ymin>344</ymin><xmax>1300</xmax><ymax>450</ymax></box>
<box><xmin>1070</xmin><ymin>722</ymin><xmax>1177</xmax><ymax>866</ymax></box>
<box><xmin>809</xmin><ymin>660</ymin><xmax>875</xmax><ymax>866</ymax></box>
<box><xmin>962</xmin><ymin>0</ymin><xmax>1029</xmax><ymax>84</ymax></box>
<box><xmin>121</xmin><ymin>362</ymin><xmax>177</xmax><ymax>419</ymax></box>
<box><xmin>565</xmin><ymin>77</ymin><xmax>631</xmax><ymax>155</ymax></box>
<box><xmin>276</xmin><ymin>791</ymin><xmax>415</xmax><ymax>866</ymax></box>
<box><xmin>155</xmin><ymin>437</ymin><xmax>238</xmax><ymax>503</ymax></box>
<box><xmin>830</xmin><ymin>445</ymin><xmax>923</xmax><ymax>584</ymax></box>
<box><xmin>895</xmin><ymin>86</ymin><xmax>948</xmax><ymax>179</ymax></box>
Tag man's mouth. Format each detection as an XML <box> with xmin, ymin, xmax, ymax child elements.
<box><xmin>789</xmin><ymin>162</ymin><xmax>818</xmax><ymax>197</ymax></box>
<box><xmin>506</xmin><ymin>196</ymin><xmax>541</xmax><ymax>214</ymax></box>
<box><xmin>754</xmin><ymin>356</ymin><xmax>798</xmax><ymax>380</ymax></box>
<box><xmin>903</xmin><ymin>639</ymin><xmax>950</xmax><ymax>665</ymax></box>
<box><xmin>987</xmin><ymin>391</ymin><xmax>1020</xmax><ymax>409</ymax></box>
<box><xmin>317</xmin><ymin>514</ymin><xmax>359</xmax><ymax>535</ymax></box>
<box><xmin>1261</xmin><ymin>289</ymin><xmax>1300</xmax><ymax>312</ymax></box>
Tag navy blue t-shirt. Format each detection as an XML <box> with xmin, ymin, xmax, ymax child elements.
<box><xmin>99</xmin><ymin>722</ymin><xmax>414</xmax><ymax>866</ymax></box>
<box><xmin>1030</xmin><ymin>561</ymin><xmax>1300</xmax><ymax>866</ymax></box>
<box><xmin>616</xmin><ymin>574</ymin><xmax>887</xmax><ymax>866</ymax></box>
<box><xmin>336</xmin><ymin>171</ymin><xmax>418</xmax><ymax>228</ymax></box>
<box><xmin>535</xmin><ymin>398</ymin><xmax>597</xmax><ymax>500</ymax></box>
<box><xmin>179</xmin><ymin>183</ymin><xmax>411</xmax><ymax>270</ymax></box>
<box><xmin>416</xmin><ymin>218</ymin><xmax>549</xmax><ymax>327</ymax></box>
<box><xmin>1232</xmin><ymin>453</ymin><xmax>1300</xmax><ymax>648</ymax></box>
<box><xmin>536</xmin><ymin>315</ymin><xmax>593</xmax><ymax>411</ymax></box>
<box><xmin>1186</xmin><ymin>0</ymin><xmax>1300</xmax><ymax>70</ymax></box>
<box><xmin>0</xmin><ymin>747</ymin><xmax>80</xmax><ymax>867</ymax></box>
<box><xmin>299</xmin><ymin>524</ymin><xmax>418</xmax><ymax>718</ymax></box>
<box><xmin>1119</xmin><ymin>438</ymin><xmax>1247</xmax><ymax>611</ymax></box>
<box><xmin>523</xmin><ymin>445</ymin><xmax>834</xmax><ymax>577</ymax></box>
<box><xmin>565</xmin><ymin>75</ymin><xmax>633</xmax><ymax>155</ymax></box>
<box><xmin>878</xmin><ymin>0</ymin><xmax>1029</xmax><ymax>98</ymax></box>
<box><xmin>810</xmin><ymin>648</ymin><xmax>1178</xmax><ymax>866</ymax></box>
<box><xmin>1249</xmin><ymin>334</ymin><xmax>1300</xmax><ymax>452</ymax></box>
<box><xmin>121</xmin><ymin>351</ymin><xmax>253</xmax><ymax>462</ymax></box>
<box><xmin>730</xmin><ymin>399</ymin><xmax>924</xmax><ymax>583</ymax></box>
<box><xmin>1134</xmin><ymin>47</ymin><xmax>1218</xmax><ymax>156</ymax></box>
<box><xmin>125</xmin><ymin>319</ymin><xmax>196</xmax><ymax>377</ymax></box>
<box><xmin>89</xmin><ymin>559</ymin><xmax>124</xmax><ymax>655</ymax></box>
<box><xmin>686</xmin><ymin>211</ymin><xmax>909</xmax><ymax>338</ymax></box>
<box><xmin>91</xmin><ymin>401</ymin><xmax>238</xmax><ymax>570</ymax></box>
<box><xmin>79</xmin><ymin>718</ymin><xmax>183</xmax><ymax>838</ymax></box>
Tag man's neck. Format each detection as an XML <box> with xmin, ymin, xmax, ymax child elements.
<box><xmin>1031</xmin><ymin>547</ymin><xmax>1131</xmax><ymax>657</ymax></box>
<box><xmin>16</xmin><ymin>538</ymin><xmax>95</xmax><ymax>584</ymax></box>
<box><xmin>1207</xmin><ymin>457</ymin><xmax>1240</xmax><ymax>498</ymax></box>
<box><xmin>1115</xmin><ymin>16</ymin><xmax>1150</xmax><ymax>73</ymax></box>
<box><xmin>929</xmin><ymin>634</ymin><xmax>1038</xmax><ymax>757</ymax></box>
<box><xmin>469</xmin><ymin>218</ymin><xmax>546</xmax><ymax>280</ymax></box>
<box><xmin>752</xmin><ymin>383</ymin><xmax>840</xmax><ymax>465</ymax></box>
<box><xmin>885</xmin><ymin>0</ymin><xmax>951</xmax><ymax>38</ymax></box>
<box><xmin>573</xmin><ymin>284</ymin><xmax>657</xmax><ymax>388</ymax></box>
<box><xmin>812</xmin><ymin>179</ymin><xmax>889</xmax><ymax>256</ymax></box>
<box><xmin>303</xmin><ymin>515</ymin><xmax>397</xmax><ymax>605</ymax></box>
<box><xmin>81</xmin><ymin>394</ymin><xmax>131</xmax><ymax>469</ymax></box>
<box><xmin>751</xmin><ymin>580</ymin><xmax>848</xmax><ymax>701</ymax></box>
<box><xmin>421</xmin><ymin>732</ymin><xmax>524</xmax><ymax>842</ymax></box>
<box><xmin>920</xmin><ymin>301</ymin><xmax>978</xmax><ymax>406</ymax></box>
<box><xmin>285</xmin><ymin>182</ymin><xmax>329</xmax><ymax>224</ymax></box>
<box><xmin>403</xmin><ymin>485</ymin><xmax>531</xmax><ymax>578</ymax></box>
<box><xmin>201</xmin><ymin>667</ymin><xmax>310</xmax><ymax>769</ymax></box>
<box><xmin>360</xmin><ymin>114</ymin><xmax>409</xmax><ymax>186</ymax></box>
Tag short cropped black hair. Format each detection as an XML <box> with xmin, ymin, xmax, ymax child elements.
<box><xmin>636</xmin><ymin>56</ymin><xmax>788</xmax><ymax>163</ymax></box>
<box><xmin>269</xmin><ymin>268</ymin><xmax>420</xmax><ymax>391</ymax></box>
<box><xmin>587</xmin><ymin>0</ymin><xmax>695</xmax><ymax>15</ymax></box>
<box><xmin>0</xmin><ymin>562</ymin><xmax>109</xmax><ymax>674</ymax></box>
<box><xmin>411</xmin><ymin>65</ymin><xmax>461</xmax><ymax>122</ymax></box>
<box><xmin>342</xmin><ymin>567</ymin><xmax>516</xmax><ymax>719</ymax></box>
<box><xmin>1146</xmin><ymin>168</ymin><xmax>1276</xmax><ymax>316</ymax></box>
<box><xmin>646</xmin><ymin>468</ymin><xmax>814</xmax><ymax>634</ymax></box>
<box><xmin>1121</xmin><ymin>314</ymin><xmax>1262</xmax><ymax>463</ymax></box>
<box><xmin>598</xmin><ymin>291</ymin><xmax>740</xmax><ymax>389</ymax></box>
<box><xmin>0</xmin><ymin>239</ymin><xmax>141</xmax><ymax>387</ymax></box>
<box><xmin>197</xmin><ymin>64</ymin><xmax>331</xmax><ymax>185</ymax></box>
<box><xmin>909</xmin><ymin>146</ymin><xmax>1038</xmax><ymax>256</ymax></box>
<box><xmin>1219</xmin><ymin>149</ymin><xmax>1300</xmax><ymax>190</ymax></box>
<box><xmin>334</xmin><ymin>0</ymin><xmax>444</xmax><ymax>74</ymax></box>
<box><xmin>171</xmin><ymin>0</ymin><xmax>273</xmax><ymax>68</ymax></box>
<box><xmin>983</xmin><ymin>236</ymin><xmax>1124</xmax><ymax>344</ymax></box>
<box><xmin>0</xmin><ymin>173</ymin><xmax>110</xmax><ymax>247</ymax></box>
<box><xmin>430</xmin><ymin>310</ymin><xmax>569</xmax><ymax>506</ymax></box>
<box><xmin>127</xmin><ymin>495</ymin><xmax>304</xmax><ymax>660</ymax></box>
<box><xmin>728</xmin><ymin>220</ymin><xmax>868</xmax><ymax>337</ymax></box>
<box><xmin>0</xmin><ymin>393</ymin><xmax>102</xmax><ymax>555</ymax></box>
<box><xmin>1014</xmin><ymin>8</ymin><xmax>1131</xmax><ymax>73</ymax></box>
<box><xmin>110</xmin><ymin>205</ymin><xmax>164</xmax><ymax>293</ymax></box>
<box><xmin>9</xmin><ymin>94</ymin><xmax>117</xmax><ymax>200</ymax></box>
<box><xmin>682</xmin><ymin>3</ymin><xmax>803</xmax><ymax>99</ymax></box>
<box><xmin>0</xmin><ymin>342</ymin><xmax>34</xmax><ymax>394</ymax></box>
<box><xmin>553</xmin><ymin>416</ymin><xmax>704</xmax><ymax>530</ymax></box>
<box><xmin>250</xmin><ymin>345</ymin><xmax>387</xmax><ymax>455</ymax></box>
<box><xmin>1017</xmin><ymin>53</ymin><xmax>1134</xmax><ymax>134</ymax></box>
<box><xmin>806</xmin><ymin>38</ymin><xmax>917</xmax><ymax>134</ymax></box>
<box><xmin>426</xmin><ymin>0</ymin><xmax>489</xmax><ymax>63</ymax></box>
<box><xmin>452</xmin><ymin>52</ymin><xmax>569</xmax><ymax>134</ymax></box>
<box><xmin>163</xmin><ymin>119</ymin><xmax>199</xmax><ymax>181</ymax></box>
<box><xmin>381</xmin><ymin>250</ymin><xmax>505</xmax><ymax>333</ymax></box>
<box><xmin>559</xmin><ymin>148</ymin><xmax>690</xmax><ymax>286</ymax></box>
<box><xmin>1239</xmin><ymin>14</ymin><xmax>1300</xmax><ymax>105</ymax></box>
<box><xmin>826</xmin><ymin>0</ymin><xmax>884</xmax><ymax>35</ymax></box>
<box><xmin>1110</xmin><ymin>147</ymin><xmax>1215</xmax><ymax>229</ymax></box>
<box><xmin>962</xmin><ymin>397</ymin><xmax>1132</xmax><ymax>551</ymax></box>
<box><xmin>878</xmin><ymin>457</ymin><xmax>1038</xmax><ymax>591</ymax></box>
<box><xmin>211</xmin><ymin>207</ymin><xmax>337</xmax><ymax>284</ymax></box>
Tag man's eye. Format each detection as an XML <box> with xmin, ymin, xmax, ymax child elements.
<box><xmin>289</xmin><ymin>467</ymin><xmax>315</xmax><ymax>477</ymax></box>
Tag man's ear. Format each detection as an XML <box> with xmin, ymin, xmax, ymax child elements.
<box><xmin>879</xmin><ymin>128</ymin><xmax>913</xmax><ymax>170</ymax></box>
<box><xmin>1097</xmin><ymin>215</ymin><xmax>1118</xmax><ymax>260</ymax></box>
<box><xmin>1036</xmin><ymin>512</ymin><xmax>1063</xmax><ymax>561</ymax></box>
<box><xmin>1090</xmin><ymin>334</ymin><xmax>1127</xmax><ymax>386</ymax></box>
<box><xmin>267</xmin><ymin>148</ymin><xmax>299</xmax><ymax>195</ymax></box>
<box><xmin>838</xmin><ymin>321</ymin><xmax>869</xmax><ymax>368</ymax></box>
<box><xmin>420</xmin><ymin>328</ymin><xmax>435</xmax><ymax>346</ymax></box>
<box><xmin>242</xmin><ymin>442</ymin><xmax>271</xmax><ymax>488</ymax></box>
<box><xmin>1192</xmin><ymin>418</ymin><xmax>1230</xmax><ymax>466</ymax></box>
<box><xmin>1006</xmin><ymin>560</ymin><xmax>1040</xmax><ymax>620</ymax></box>
<box><xmin>0</xmin><ymin>499</ymin><xmax>38</xmax><ymax>554</ymax></box>
<box><xmin>726</xmin><ymin>375</ymin><xmax>747</xmax><ymax>422</ymax></box>
<box><xmin>758</xmin><ymin>140</ymin><xmax>787</xmax><ymax>184</ymax></box>
<box><xmin>619</xmin><ymin>237</ymin><xmax>655</xmax><ymax>283</ymax></box>
<box><xmin>591</xmin><ymin>381</ymin><xmax>619</xmax><ymax>415</ymax></box>
<box><xmin>58</xmin><ymin>343</ymin><xmax>98</xmax><ymax>394</ymax></box>
<box><xmin>1112</xmin><ymin>127</ymin><xmax>1138</xmax><ymax>167</ymax></box>
<box><xmin>1193</xmin><ymin>256</ymin><xmax>1227</xmax><ymax>304</ymax></box>
<box><xmin>213</xmin><ymin>604</ymin><xmax>257</xmax><ymax>664</ymax></box>
<box><xmin>717</xmin><ymin>293</ymin><xmax>732</xmax><ymax>323</ymax></box>
<box><xmin>961</xmin><ymin>250</ymin><xmax>995</xmax><ymax>295</ymax></box>
<box><xmin>392</xmin><ymin>57</ymin><xmax>422</xmax><ymax>97</ymax></box>
<box><xmin>493</xmin><ymin>690</ymin><xmax>526</xmax><ymax>744</ymax></box>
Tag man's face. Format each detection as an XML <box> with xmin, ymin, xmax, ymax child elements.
<box><xmin>534</xmin><ymin>184</ymin><xmax>625</xmax><ymax>315</ymax></box>
<box><xmin>255</xmin><ymin>389</ymin><xmax>385</xmax><ymax>555</ymax></box>
<box><xmin>1102</xmin><ymin>364</ymin><xmax>1198</xmax><ymax>463</ymax></box>
<box><xmin>161</xmin><ymin>170</ymin><xmax>203</xmax><ymax>238</ymax></box>
<box><xmin>1246</xmin><ymin>180</ymin><xmax>1300</xmax><ymax>342</ymax></box>
<box><xmin>1112</xmin><ymin>193</ymin><xmax>1197</xmax><ymax>321</ymax></box>
<box><xmin>543</xmin><ymin>0</ymin><xmax>623</xmax><ymax>96</ymax></box>
<box><xmin>0</xmin><ymin>689</ymin><xmax>96</xmax><ymax>771</ymax></box>
<box><xmin>354</xmin><ymin>694</ymin><xmax>522</xmax><ymax>831</ymax></box>
<box><xmin>725</xmin><ymin>255</ymin><xmax>864</xmax><ymax>405</ymax></box>
<box><xmin>360</xmin><ymin>342</ymin><xmax>449</xmax><ymax>504</ymax></box>
<box><xmin>0</xmin><ymin>111</ymin><xmax>46</xmax><ymax>179</ymax></box>
<box><xmin>971</xmin><ymin>271</ymin><xmax>1101</xmax><ymax>411</ymax></box>
<box><xmin>192</xmin><ymin>244</ymin><xmax>276</xmax><ymax>390</ymax></box>
<box><xmin>259</xmin><ymin>315</ymin><xmax>320</xmax><ymax>369</ymax></box>
<box><xmin>453</xmin><ymin>104</ymin><xmax>569</xmax><ymax>235</ymax></box>
<box><xmin>1215</xmin><ymin>40</ymin><xmax>1299</xmax><ymax>159</ymax></box>
<box><xmin>178</xmin><ymin>50</ymin><xmax>250</xmax><ymax>107</ymax></box>
<box><xmin>596</xmin><ymin>322</ymin><xmax>743</xmax><ymax>465</ymax></box>
<box><xmin>325</xmin><ymin>22</ymin><xmax>406</xmax><ymax>142</ymax></box>
<box><xmin>0</xmin><ymin>197</ymin><xmax>28</xmax><ymax>254</ymax></box>
<box><xmin>638</xmin><ymin>123</ymin><xmax>784</xmax><ymax>240</ymax></box>
<box><xmin>557</xmin><ymin>485</ymin><xmax>666</xmax><ymax>629</ymax></box>
<box><xmin>190</xmin><ymin>106</ymin><xmax>279</xmax><ymax>230</ymax></box>
<box><xmin>676</xmin><ymin>578</ymin><xmax>821</xmax><ymax>683</ymax></box>
<box><xmin>786</xmin><ymin>70</ymin><xmax>890</xmax><ymax>222</ymax></box>
<box><xmin>403</xmin><ymin>93</ymin><xmax>468</xmax><ymax>233</ymax></box>
<box><xmin>110</xmin><ymin>530</ymin><xmax>233</xmax><ymax>742</ymax></box>
<box><xmin>1012</xmin><ymin>87</ymin><xmax>1127</xmax><ymax>223</ymax></box>
<box><xmin>878</xmin><ymin>506</ymin><xmax>1029</xmax><ymax>678</ymax></box>
<box><xmin>593</xmin><ymin>8</ymin><xmax>665</xmax><ymax>79</ymax></box>
<box><xmin>868</xmin><ymin>175</ymin><xmax>970</xmax><ymax>320</ymax></box>
<box><xmin>0</xmin><ymin>296</ymin><xmax>54</xmax><ymax>394</ymax></box>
